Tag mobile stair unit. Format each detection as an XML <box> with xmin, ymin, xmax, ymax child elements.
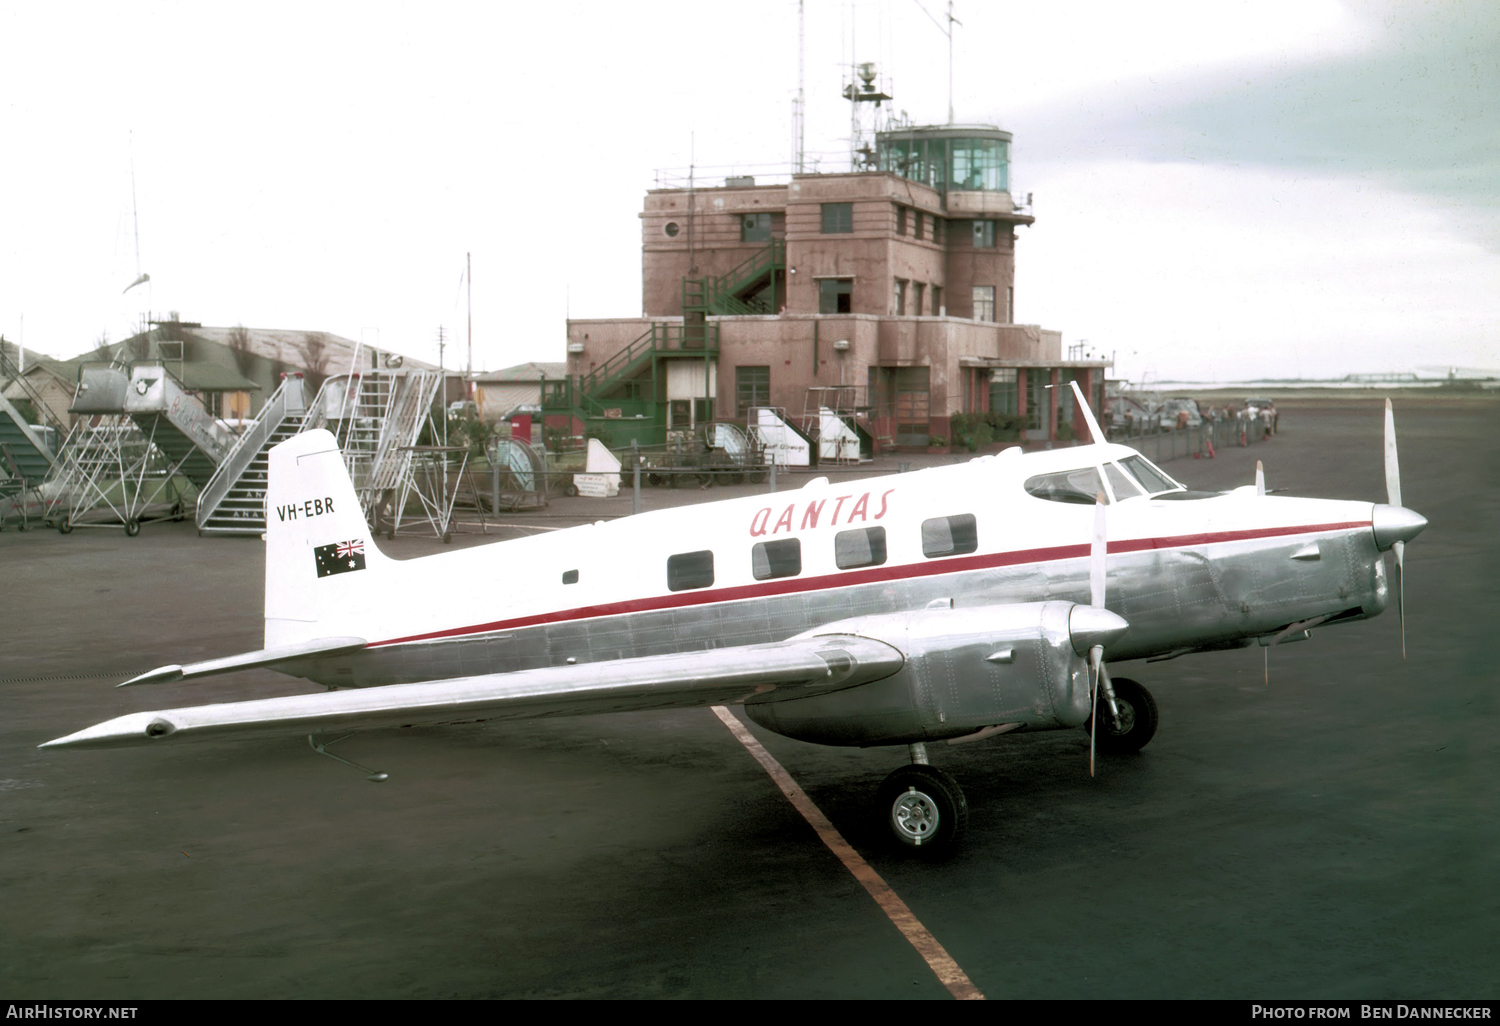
<box><xmin>301</xmin><ymin>369</ymin><xmax>444</xmax><ymax>531</ymax></box>
<box><xmin>49</xmin><ymin>362</ymin><xmax>233</xmax><ymax>535</ymax></box>
<box><xmin>195</xmin><ymin>375</ymin><xmax>308</xmax><ymax>535</ymax></box>
<box><xmin>0</xmin><ymin>392</ymin><xmax>58</xmax><ymax>529</ymax></box>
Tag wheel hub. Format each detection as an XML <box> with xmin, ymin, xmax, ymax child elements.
<box><xmin>892</xmin><ymin>787</ymin><xmax>940</xmax><ymax>845</ymax></box>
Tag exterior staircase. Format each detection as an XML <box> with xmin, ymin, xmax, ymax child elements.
<box><xmin>196</xmin><ymin>375</ymin><xmax>308</xmax><ymax>535</ymax></box>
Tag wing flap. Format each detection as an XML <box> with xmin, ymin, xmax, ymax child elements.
<box><xmin>43</xmin><ymin>635</ymin><xmax>904</xmax><ymax>750</ymax></box>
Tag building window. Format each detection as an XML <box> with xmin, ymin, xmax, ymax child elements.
<box><xmin>741</xmin><ymin>213</ymin><xmax>771</xmax><ymax>242</ymax></box>
<box><xmin>667</xmin><ymin>550</ymin><xmax>715</xmax><ymax>591</ymax></box>
<box><xmin>1026</xmin><ymin>370</ymin><xmax>1049</xmax><ymax>432</ymax></box>
<box><xmin>1006</xmin><ymin>286</ymin><xmax>1014</xmax><ymax>323</ymax></box>
<box><xmin>835</xmin><ymin>527</ymin><xmax>887</xmax><ymax>569</ymax></box>
<box><xmin>818</xmin><ymin>278</ymin><xmax>853</xmax><ymax>314</ymax></box>
<box><xmin>932</xmin><ymin>285</ymin><xmax>943</xmax><ymax>315</ymax></box>
<box><xmin>933</xmin><ymin>218</ymin><xmax>944</xmax><ymax>244</ymax></box>
<box><xmin>664</xmin><ymin>222</ymin><xmax>680</xmax><ymax>237</ymax></box>
<box><xmin>894</xmin><ymin>279</ymin><xmax>907</xmax><ymax>315</ymax></box>
<box><xmin>822</xmin><ymin>203</ymin><xmax>854</xmax><ymax>233</ymax></box>
<box><xmin>989</xmin><ymin>368</ymin><xmax>1018</xmax><ymax>415</ymax></box>
<box><xmin>912</xmin><ymin>283</ymin><xmax>926</xmax><ymax>315</ymax></box>
<box><xmin>921</xmin><ymin>514</ymin><xmax>978</xmax><ymax>558</ymax></box>
<box><xmin>973</xmin><ymin>285</ymin><xmax>995</xmax><ymax>322</ymax></box>
<box><xmin>736</xmin><ymin>366</ymin><xmax>770</xmax><ymax>417</ymax></box>
<box><xmin>914</xmin><ymin>211</ymin><xmax>924</xmax><ymax>241</ymax></box>
<box><xmin>896</xmin><ymin>205</ymin><xmax>907</xmax><ymax>236</ymax></box>
<box><xmin>752</xmin><ymin>538</ymin><xmax>801</xmax><ymax>580</ymax></box>
<box><xmin>972</xmin><ymin>220</ymin><xmax>996</xmax><ymax>248</ymax></box>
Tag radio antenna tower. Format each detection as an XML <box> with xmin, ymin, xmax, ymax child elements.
<box><xmin>792</xmin><ymin>0</ymin><xmax>805</xmax><ymax>173</ymax></box>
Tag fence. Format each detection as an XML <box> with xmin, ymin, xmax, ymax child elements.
<box><xmin>1108</xmin><ymin>413</ymin><xmax>1276</xmax><ymax>465</ymax></box>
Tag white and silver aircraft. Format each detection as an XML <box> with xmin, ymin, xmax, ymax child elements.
<box><xmin>43</xmin><ymin>389</ymin><xmax>1427</xmax><ymax>855</ymax></box>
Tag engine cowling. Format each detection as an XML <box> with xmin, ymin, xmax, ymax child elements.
<box><xmin>742</xmin><ymin>600</ymin><xmax>1126</xmax><ymax>747</ymax></box>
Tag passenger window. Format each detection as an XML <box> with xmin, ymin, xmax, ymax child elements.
<box><xmin>835</xmin><ymin>527</ymin><xmax>887</xmax><ymax>569</ymax></box>
<box><xmin>922</xmin><ymin>515</ymin><xmax>978</xmax><ymax>557</ymax></box>
<box><xmin>562</xmin><ymin>569</ymin><xmax>579</xmax><ymax>584</ymax></box>
<box><xmin>667</xmin><ymin>550</ymin><xmax>715</xmax><ymax>591</ymax></box>
<box><xmin>1024</xmin><ymin>468</ymin><xmax>1106</xmax><ymax>505</ymax></box>
<box><xmin>752</xmin><ymin>538</ymin><xmax>801</xmax><ymax>580</ymax></box>
<box><xmin>1104</xmin><ymin>463</ymin><xmax>1143</xmax><ymax>500</ymax></box>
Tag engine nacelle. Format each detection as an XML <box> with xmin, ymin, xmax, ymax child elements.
<box><xmin>743</xmin><ymin>600</ymin><xmax>1117</xmax><ymax>747</ymax></box>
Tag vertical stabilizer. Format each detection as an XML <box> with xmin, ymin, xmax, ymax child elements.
<box><xmin>264</xmin><ymin>430</ymin><xmax>389</xmax><ymax>648</ymax></box>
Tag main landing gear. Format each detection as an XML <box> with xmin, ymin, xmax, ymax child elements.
<box><xmin>876</xmin><ymin>678</ymin><xmax>1160</xmax><ymax>856</ymax></box>
<box><xmin>877</xmin><ymin>743</ymin><xmax>968</xmax><ymax>857</ymax></box>
<box><xmin>1086</xmin><ymin>676</ymin><xmax>1159</xmax><ymax>754</ymax></box>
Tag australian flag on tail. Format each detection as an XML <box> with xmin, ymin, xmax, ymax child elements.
<box><xmin>315</xmin><ymin>539</ymin><xmax>366</xmax><ymax>578</ymax></box>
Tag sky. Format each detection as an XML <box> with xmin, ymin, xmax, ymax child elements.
<box><xmin>1</xmin><ymin>0</ymin><xmax>1496</xmax><ymax>384</ymax></box>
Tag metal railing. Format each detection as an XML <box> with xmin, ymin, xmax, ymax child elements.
<box><xmin>195</xmin><ymin>375</ymin><xmax>305</xmax><ymax>529</ymax></box>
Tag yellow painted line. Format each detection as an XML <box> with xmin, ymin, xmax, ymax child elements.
<box><xmin>710</xmin><ymin>705</ymin><xmax>985</xmax><ymax>1001</ymax></box>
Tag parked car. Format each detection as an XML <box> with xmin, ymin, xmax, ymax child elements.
<box><xmin>1157</xmin><ymin>397</ymin><xmax>1202</xmax><ymax>430</ymax></box>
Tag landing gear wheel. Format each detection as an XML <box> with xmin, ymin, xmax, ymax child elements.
<box><xmin>876</xmin><ymin>764</ymin><xmax>968</xmax><ymax>856</ymax></box>
<box><xmin>1088</xmin><ymin>677</ymin><xmax>1159</xmax><ymax>754</ymax></box>
<box><xmin>124</xmin><ymin>518</ymin><xmax>141</xmax><ymax>537</ymax></box>
<box><xmin>58</xmin><ymin>517</ymin><xmax>72</xmax><ymax>534</ymax></box>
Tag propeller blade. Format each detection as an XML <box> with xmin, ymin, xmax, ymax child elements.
<box><xmin>1091</xmin><ymin>492</ymin><xmax>1107</xmax><ymax>609</ymax></box>
<box><xmin>1395</xmin><ymin>539</ymin><xmax>1406</xmax><ymax>660</ymax></box>
<box><xmin>1070</xmin><ymin>380</ymin><xmax>1107</xmax><ymax>445</ymax></box>
<box><xmin>1385</xmin><ymin>400</ymin><xmax>1406</xmax><ymax>659</ymax></box>
<box><xmin>1255</xmin><ymin>460</ymin><xmax>1265</xmax><ymax>497</ymax></box>
<box><xmin>1089</xmin><ymin>645</ymin><xmax>1102</xmax><ymax>777</ymax></box>
<box><xmin>1384</xmin><ymin>399</ymin><xmax>1402</xmax><ymax>508</ymax></box>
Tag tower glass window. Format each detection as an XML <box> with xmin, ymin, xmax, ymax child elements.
<box><xmin>972</xmin><ymin>220</ymin><xmax>996</xmax><ymax>248</ymax></box>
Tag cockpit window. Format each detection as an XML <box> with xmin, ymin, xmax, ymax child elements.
<box><xmin>1024</xmin><ymin>467</ymin><xmax>1106</xmax><ymax>505</ymax></box>
<box><xmin>1104</xmin><ymin>462</ymin><xmax>1143</xmax><ymax>500</ymax></box>
<box><xmin>1119</xmin><ymin>455</ymin><xmax>1182</xmax><ymax>496</ymax></box>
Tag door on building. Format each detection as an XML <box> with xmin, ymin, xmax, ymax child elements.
<box><xmin>890</xmin><ymin>367</ymin><xmax>930</xmax><ymax>446</ymax></box>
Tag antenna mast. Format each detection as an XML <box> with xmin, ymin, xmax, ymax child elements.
<box><xmin>792</xmin><ymin>0</ymin><xmax>805</xmax><ymax>173</ymax></box>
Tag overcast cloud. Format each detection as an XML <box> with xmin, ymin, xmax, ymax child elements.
<box><xmin>1</xmin><ymin>1</ymin><xmax>1495</xmax><ymax>382</ymax></box>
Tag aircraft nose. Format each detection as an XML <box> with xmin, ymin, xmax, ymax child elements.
<box><xmin>1372</xmin><ymin>504</ymin><xmax>1428</xmax><ymax>550</ymax></box>
<box><xmin>1069</xmin><ymin>605</ymin><xmax>1130</xmax><ymax>656</ymax></box>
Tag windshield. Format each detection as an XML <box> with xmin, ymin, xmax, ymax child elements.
<box><xmin>1024</xmin><ymin>467</ymin><xmax>1107</xmax><ymax>505</ymax></box>
<box><xmin>1118</xmin><ymin>455</ymin><xmax>1183</xmax><ymax>496</ymax></box>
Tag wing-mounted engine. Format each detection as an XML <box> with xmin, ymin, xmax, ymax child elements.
<box><xmin>742</xmin><ymin>600</ymin><xmax>1128</xmax><ymax>747</ymax></box>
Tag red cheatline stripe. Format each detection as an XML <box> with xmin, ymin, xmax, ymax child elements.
<box><xmin>710</xmin><ymin>705</ymin><xmax>985</xmax><ymax>1001</ymax></box>
<box><xmin>367</xmin><ymin>520</ymin><xmax>1370</xmax><ymax>648</ymax></box>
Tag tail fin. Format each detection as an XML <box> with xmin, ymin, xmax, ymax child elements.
<box><xmin>264</xmin><ymin>429</ymin><xmax>390</xmax><ymax>648</ymax></box>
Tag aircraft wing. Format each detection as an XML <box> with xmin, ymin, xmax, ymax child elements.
<box><xmin>41</xmin><ymin>635</ymin><xmax>905</xmax><ymax>750</ymax></box>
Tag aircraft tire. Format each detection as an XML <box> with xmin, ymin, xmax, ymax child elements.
<box><xmin>1089</xmin><ymin>677</ymin><xmax>1159</xmax><ymax>754</ymax></box>
<box><xmin>877</xmin><ymin>764</ymin><xmax>968</xmax><ymax>856</ymax></box>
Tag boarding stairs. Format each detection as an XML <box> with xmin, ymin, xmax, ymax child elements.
<box><xmin>123</xmin><ymin>361</ymin><xmax>236</xmax><ymax>490</ymax></box>
<box><xmin>195</xmin><ymin>375</ymin><xmax>309</xmax><ymax>535</ymax></box>
<box><xmin>0</xmin><ymin>392</ymin><xmax>58</xmax><ymax>528</ymax></box>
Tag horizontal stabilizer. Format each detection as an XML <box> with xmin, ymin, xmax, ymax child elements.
<box><xmin>118</xmin><ymin>637</ymin><xmax>368</xmax><ymax>687</ymax></box>
<box><xmin>49</xmin><ymin>635</ymin><xmax>905</xmax><ymax>749</ymax></box>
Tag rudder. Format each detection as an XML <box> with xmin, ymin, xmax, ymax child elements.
<box><xmin>264</xmin><ymin>429</ymin><xmax>389</xmax><ymax>648</ymax></box>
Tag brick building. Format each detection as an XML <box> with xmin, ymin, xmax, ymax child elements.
<box><xmin>551</xmin><ymin>124</ymin><xmax>1107</xmax><ymax>452</ymax></box>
